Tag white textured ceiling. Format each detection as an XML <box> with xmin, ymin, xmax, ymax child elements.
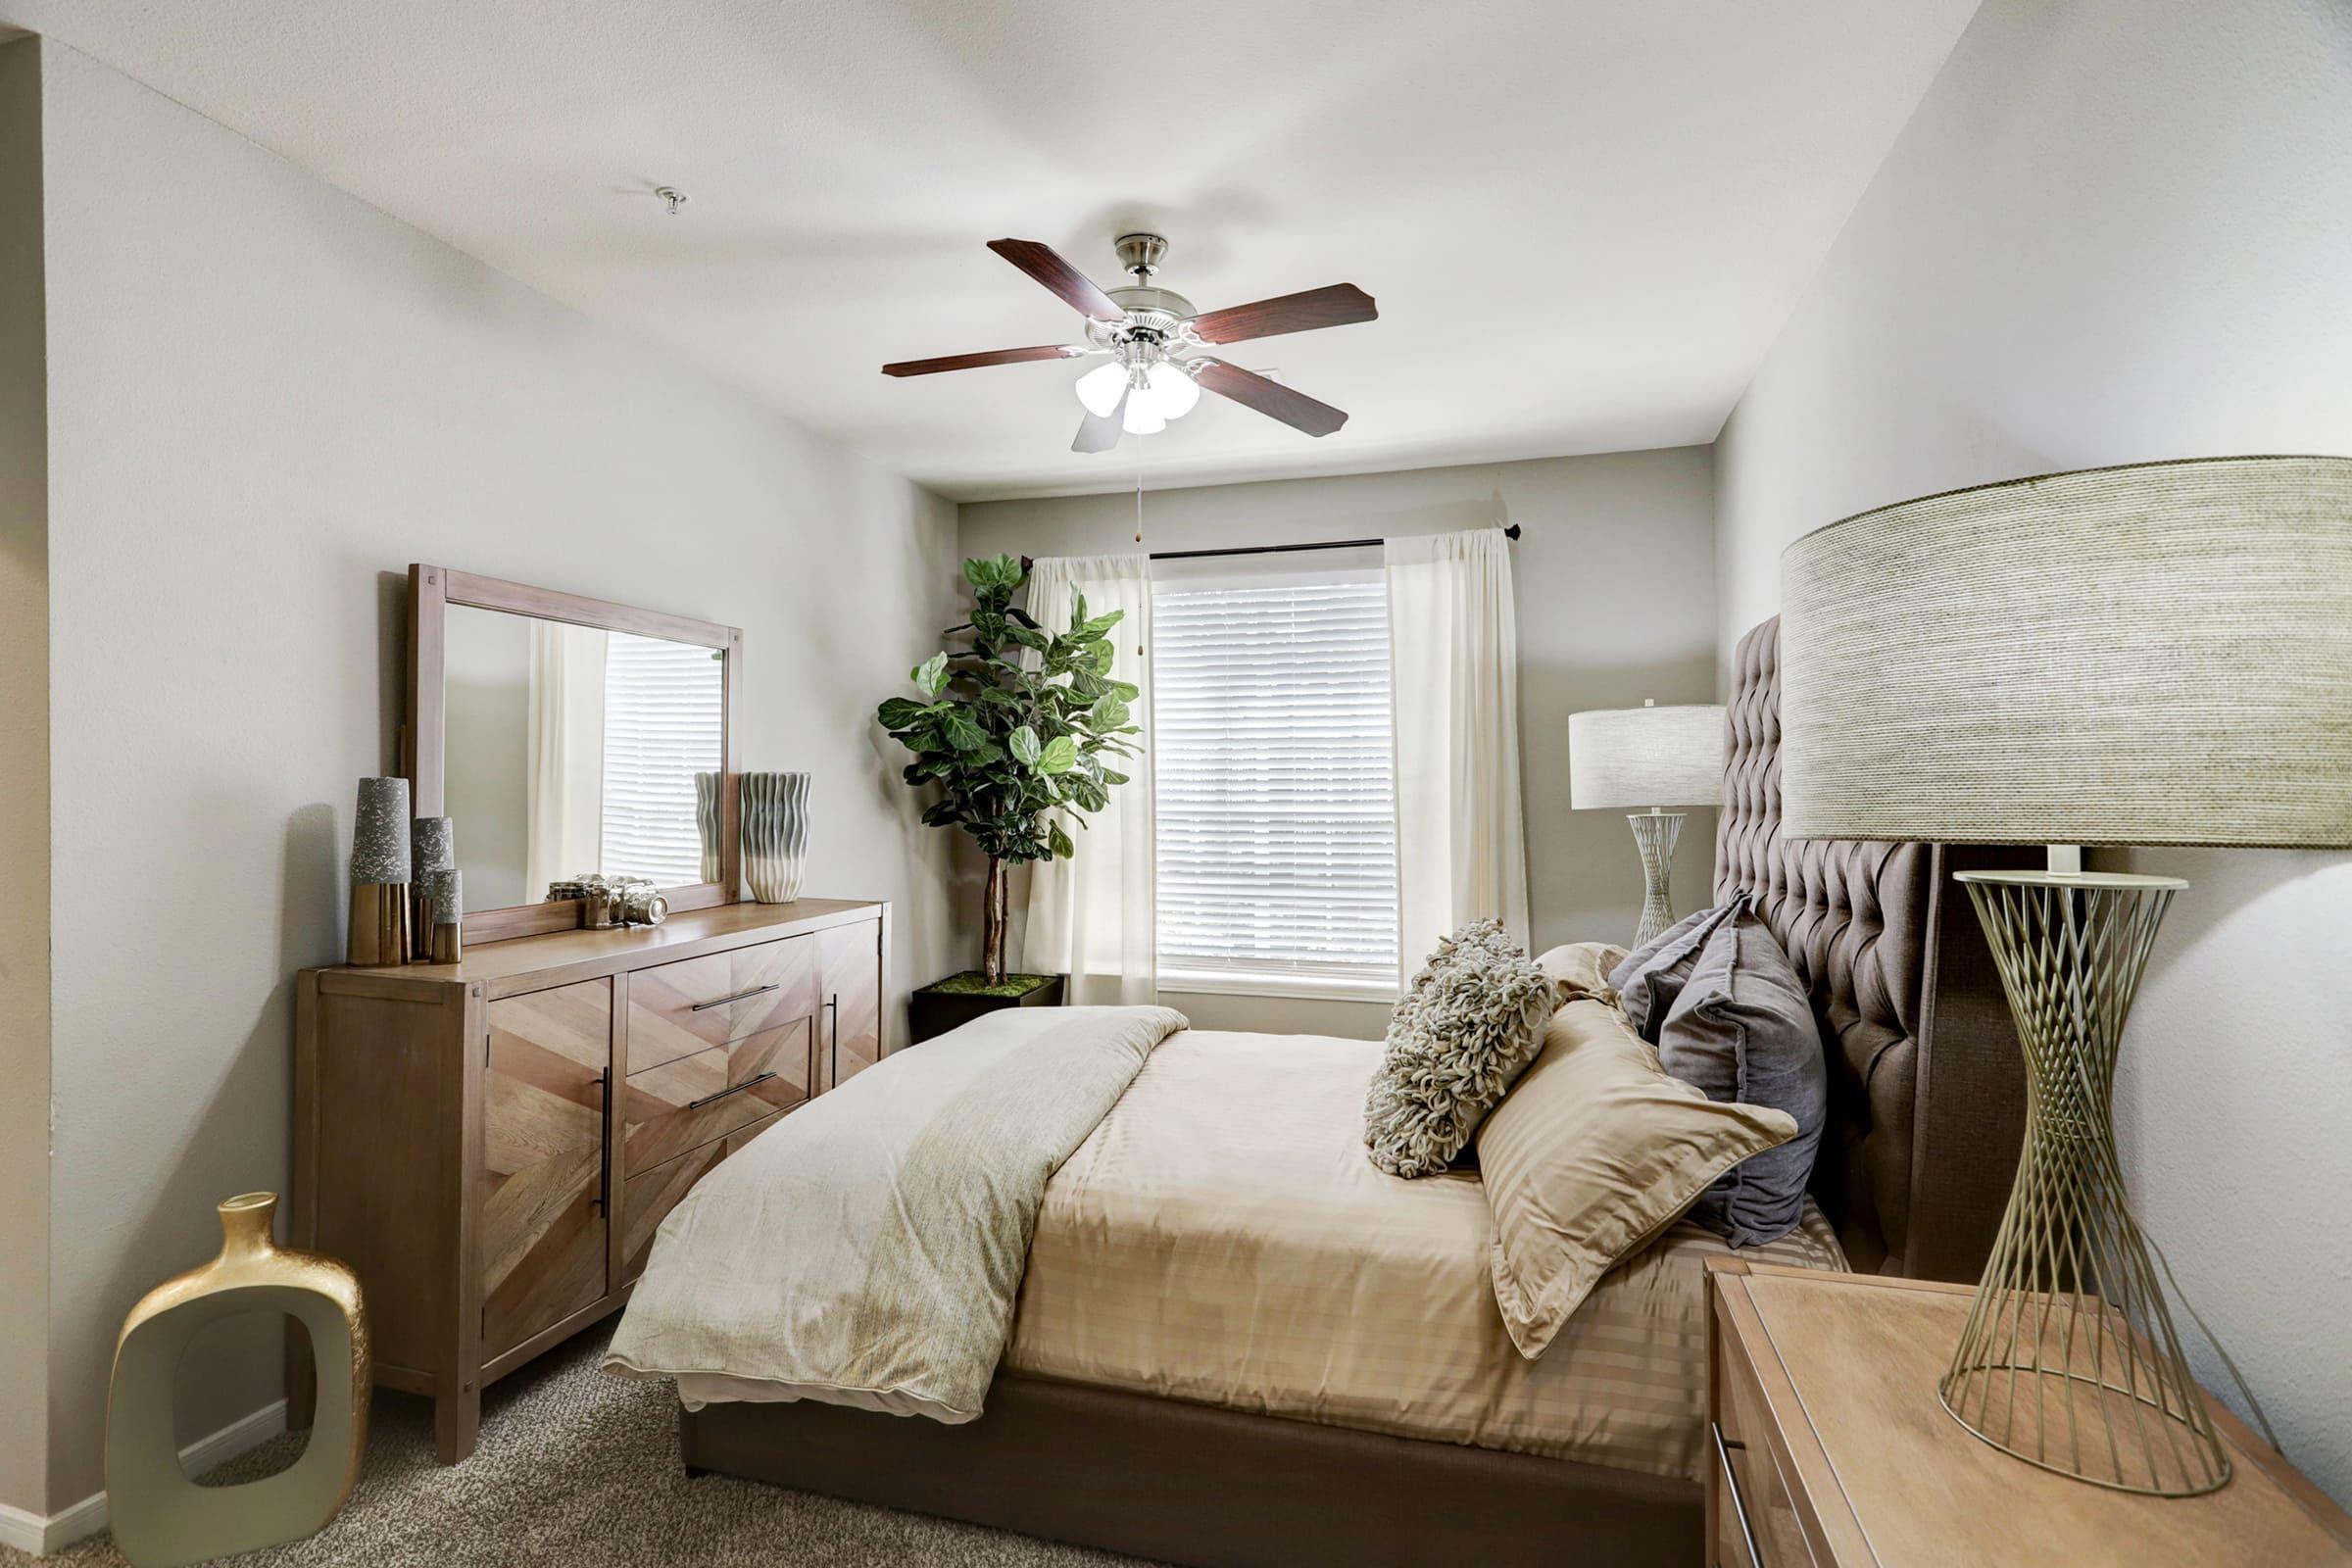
<box><xmin>2</xmin><ymin>0</ymin><xmax>1979</xmax><ymax>500</ymax></box>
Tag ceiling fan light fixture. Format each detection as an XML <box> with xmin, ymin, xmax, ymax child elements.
<box><xmin>1147</xmin><ymin>360</ymin><xmax>1200</xmax><ymax>419</ymax></box>
<box><xmin>1120</xmin><ymin>393</ymin><xmax>1167</xmax><ymax>436</ymax></box>
<box><xmin>1074</xmin><ymin>360</ymin><xmax>1129</xmax><ymax>417</ymax></box>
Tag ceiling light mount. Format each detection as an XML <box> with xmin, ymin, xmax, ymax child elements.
<box><xmin>655</xmin><ymin>186</ymin><xmax>690</xmax><ymax>217</ymax></box>
<box><xmin>1113</xmin><ymin>231</ymin><xmax>1168</xmax><ymax>281</ymax></box>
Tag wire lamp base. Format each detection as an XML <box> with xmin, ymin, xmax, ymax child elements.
<box><xmin>1943</xmin><ymin>869</ymin><xmax>2230</xmax><ymax>1496</ymax></box>
<box><xmin>1626</xmin><ymin>811</ymin><xmax>1683</xmax><ymax>948</ymax></box>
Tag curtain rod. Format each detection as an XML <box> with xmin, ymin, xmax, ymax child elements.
<box><xmin>1020</xmin><ymin>523</ymin><xmax>1518</xmax><ymax>573</ymax></box>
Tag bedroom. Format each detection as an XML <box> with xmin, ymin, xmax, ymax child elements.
<box><xmin>0</xmin><ymin>1</ymin><xmax>2346</xmax><ymax>1564</ymax></box>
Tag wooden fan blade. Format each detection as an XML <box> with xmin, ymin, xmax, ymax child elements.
<box><xmin>1073</xmin><ymin>391</ymin><xmax>1126</xmax><ymax>453</ymax></box>
<box><xmin>1185</xmin><ymin>283</ymin><xmax>1376</xmax><ymax>345</ymax></box>
<box><xmin>1191</xmin><ymin>358</ymin><xmax>1348</xmax><ymax>437</ymax></box>
<box><xmin>882</xmin><ymin>344</ymin><xmax>1085</xmax><ymax>377</ymax></box>
<box><xmin>989</xmin><ymin>239</ymin><xmax>1126</xmax><ymax>321</ymax></box>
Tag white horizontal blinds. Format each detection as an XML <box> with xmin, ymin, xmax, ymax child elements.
<box><xmin>1152</xmin><ymin>564</ymin><xmax>1400</xmax><ymax>993</ymax></box>
<box><xmin>600</xmin><ymin>631</ymin><xmax>723</xmax><ymax>885</ymax></box>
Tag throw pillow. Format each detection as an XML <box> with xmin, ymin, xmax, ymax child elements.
<box><xmin>1364</xmin><ymin>919</ymin><xmax>1559</xmax><ymax>1179</ymax></box>
<box><xmin>1606</xmin><ymin>895</ymin><xmax>1746</xmax><ymax>1041</ymax></box>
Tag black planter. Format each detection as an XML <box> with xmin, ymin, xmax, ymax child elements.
<box><xmin>908</xmin><ymin>973</ymin><xmax>1067</xmax><ymax>1044</ymax></box>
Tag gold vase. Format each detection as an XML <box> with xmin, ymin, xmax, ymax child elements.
<box><xmin>107</xmin><ymin>1194</ymin><xmax>369</xmax><ymax>1568</ymax></box>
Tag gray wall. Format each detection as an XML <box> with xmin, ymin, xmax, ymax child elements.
<box><xmin>1713</xmin><ymin>0</ymin><xmax>2352</xmax><ymax>1504</ymax></box>
<box><xmin>25</xmin><ymin>40</ymin><xmax>970</xmax><ymax>1511</ymax></box>
<box><xmin>962</xmin><ymin>447</ymin><xmax>1718</xmax><ymax>1036</ymax></box>
<box><xmin>0</xmin><ymin>35</ymin><xmax>50</xmax><ymax>1523</ymax></box>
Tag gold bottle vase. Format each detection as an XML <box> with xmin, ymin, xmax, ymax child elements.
<box><xmin>108</xmin><ymin>1193</ymin><xmax>369</xmax><ymax>1568</ymax></box>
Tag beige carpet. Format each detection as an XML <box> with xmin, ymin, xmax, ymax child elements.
<box><xmin>7</xmin><ymin>1328</ymin><xmax>1147</xmax><ymax>1566</ymax></box>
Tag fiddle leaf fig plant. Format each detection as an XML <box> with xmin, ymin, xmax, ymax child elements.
<box><xmin>878</xmin><ymin>553</ymin><xmax>1142</xmax><ymax>983</ymax></box>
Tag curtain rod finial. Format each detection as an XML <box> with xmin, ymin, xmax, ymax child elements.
<box><xmin>1504</xmin><ymin>523</ymin><xmax>1521</xmax><ymax>540</ymax></box>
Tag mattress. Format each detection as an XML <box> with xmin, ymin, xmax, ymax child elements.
<box><xmin>1005</xmin><ymin>1028</ymin><xmax>1844</xmax><ymax>1481</ymax></box>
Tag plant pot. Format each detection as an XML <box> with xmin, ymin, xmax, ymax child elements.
<box><xmin>909</xmin><ymin>972</ymin><xmax>1066</xmax><ymax>1044</ymax></box>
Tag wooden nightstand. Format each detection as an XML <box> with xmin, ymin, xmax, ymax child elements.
<box><xmin>1705</xmin><ymin>1259</ymin><xmax>2352</xmax><ymax>1567</ymax></box>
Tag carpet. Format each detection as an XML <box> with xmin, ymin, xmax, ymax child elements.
<box><xmin>7</xmin><ymin>1328</ymin><xmax>1149</xmax><ymax>1566</ymax></box>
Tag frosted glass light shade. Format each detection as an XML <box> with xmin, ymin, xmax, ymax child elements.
<box><xmin>1120</xmin><ymin>392</ymin><xmax>1165</xmax><ymax>435</ymax></box>
<box><xmin>1780</xmin><ymin>455</ymin><xmax>2352</xmax><ymax>847</ymax></box>
<box><xmin>1148</xmin><ymin>361</ymin><xmax>1200</xmax><ymax>418</ymax></box>
<box><xmin>1568</xmin><ymin>704</ymin><xmax>1726</xmax><ymax>808</ymax></box>
<box><xmin>1075</xmin><ymin>361</ymin><xmax>1128</xmax><ymax>417</ymax></box>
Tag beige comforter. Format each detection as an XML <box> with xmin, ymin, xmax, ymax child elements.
<box><xmin>1006</xmin><ymin>1028</ymin><xmax>1844</xmax><ymax>1482</ymax></box>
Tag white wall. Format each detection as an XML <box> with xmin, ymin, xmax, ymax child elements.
<box><xmin>0</xmin><ymin>34</ymin><xmax>51</xmax><ymax>1524</ymax></box>
<box><xmin>1713</xmin><ymin>0</ymin><xmax>2352</xmax><ymax>1503</ymax></box>
<box><xmin>962</xmin><ymin>448</ymin><xmax>1718</xmax><ymax>1036</ymax></box>
<box><xmin>27</xmin><ymin>40</ymin><xmax>969</xmax><ymax>1510</ymax></box>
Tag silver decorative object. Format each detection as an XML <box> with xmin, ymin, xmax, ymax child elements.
<box><xmin>695</xmin><ymin>771</ymin><xmax>723</xmax><ymax>883</ymax></box>
<box><xmin>349</xmin><ymin>778</ymin><xmax>412</xmax><ymax>887</ymax></box>
<box><xmin>421</xmin><ymin>869</ymin><xmax>463</xmax><ymax>964</ymax></box>
<box><xmin>410</xmin><ymin>816</ymin><xmax>455</xmax><ymax>876</ymax></box>
<box><xmin>739</xmin><ymin>772</ymin><xmax>811</xmax><ymax>905</ymax></box>
<box><xmin>545</xmin><ymin>873</ymin><xmax>666</xmax><ymax>928</ymax></box>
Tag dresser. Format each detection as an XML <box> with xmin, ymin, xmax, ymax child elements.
<box><xmin>290</xmin><ymin>899</ymin><xmax>888</xmax><ymax>1462</ymax></box>
<box><xmin>1705</xmin><ymin>1258</ymin><xmax>2352</xmax><ymax>1567</ymax></box>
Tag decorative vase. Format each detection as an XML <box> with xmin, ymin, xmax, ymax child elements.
<box><xmin>739</xmin><ymin>771</ymin><xmax>810</xmax><ymax>904</ymax></box>
<box><xmin>695</xmin><ymin>770</ymin><xmax>723</xmax><ymax>882</ymax></box>
<box><xmin>348</xmin><ymin>777</ymin><xmax>412</xmax><ymax>966</ymax></box>
<box><xmin>107</xmin><ymin>1194</ymin><xmax>368</xmax><ymax>1568</ymax></box>
<box><xmin>424</xmin><ymin>868</ymin><xmax>463</xmax><ymax>963</ymax></box>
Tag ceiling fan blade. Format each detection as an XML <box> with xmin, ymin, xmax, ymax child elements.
<box><xmin>989</xmin><ymin>238</ymin><xmax>1126</xmax><ymax>321</ymax></box>
<box><xmin>1073</xmin><ymin>391</ymin><xmax>1127</xmax><ymax>453</ymax></box>
<box><xmin>882</xmin><ymin>344</ymin><xmax>1087</xmax><ymax>377</ymax></box>
<box><xmin>1185</xmin><ymin>283</ymin><xmax>1376</xmax><ymax>345</ymax></box>
<box><xmin>1191</xmin><ymin>358</ymin><xmax>1348</xmax><ymax>437</ymax></box>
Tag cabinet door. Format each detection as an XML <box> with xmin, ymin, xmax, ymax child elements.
<box><xmin>815</xmin><ymin>917</ymin><xmax>882</xmax><ymax>1090</ymax></box>
<box><xmin>481</xmin><ymin>979</ymin><xmax>612</xmax><ymax>1357</ymax></box>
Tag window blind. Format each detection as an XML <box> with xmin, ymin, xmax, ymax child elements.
<box><xmin>600</xmin><ymin>631</ymin><xmax>723</xmax><ymax>886</ymax></box>
<box><xmin>1152</xmin><ymin>569</ymin><xmax>1400</xmax><ymax>996</ymax></box>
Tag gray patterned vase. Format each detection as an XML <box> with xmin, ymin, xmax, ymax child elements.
<box><xmin>694</xmin><ymin>771</ymin><xmax>723</xmax><ymax>883</ymax></box>
<box><xmin>739</xmin><ymin>771</ymin><xmax>810</xmax><ymax>905</ymax></box>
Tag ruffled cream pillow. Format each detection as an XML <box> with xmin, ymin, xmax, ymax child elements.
<box><xmin>1363</xmin><ymin>919</ymin><xmax>1559</xmax><ymax>1179</ymax></box>
<box><xmin>1478</xmin><ymin>990</ymin><xmax>1797</xmax><ymax>1358</ymax></box>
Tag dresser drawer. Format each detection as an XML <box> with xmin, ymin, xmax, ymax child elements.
<box><xmin>1715</xmin><ymin>1315</ymin><xmax>1819</xmax><ymax>1568</ymax></box>
<box><xmin>618</xmin><ymin>1106</ymin><xmax>789</xmax><ymax>1284</ymax></box>
<box><xmin>622</xmin><ymin>1017</ymin><xmax>811</xmax><ymax>1169</ymax></box>
<box><xmin>626</xmin><ymin>937</ymin><xmax>819</xmax><ymax>1074</ymax></box>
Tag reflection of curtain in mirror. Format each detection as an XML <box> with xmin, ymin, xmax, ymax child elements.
<box><xmin>525</xmin><ymin>622</ymin><xmax>609</xmax><ymax>898</ymax></box>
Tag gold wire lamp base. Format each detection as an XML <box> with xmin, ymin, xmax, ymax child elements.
<box><xmin>1943</xmin><ymin>868</ymin><xmax>2230</xmax><ymax>1496</ymax></box>
<box><xmin>1626</xmin><ymin>809</ymin><xmax>1683</xmax><ymax>948</ymax></box>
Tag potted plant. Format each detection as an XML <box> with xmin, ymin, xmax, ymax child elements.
<box><xmin>879</xmin><ymin>554</ymin><xmax>1143</xmax><ymax>1042</ymax></box>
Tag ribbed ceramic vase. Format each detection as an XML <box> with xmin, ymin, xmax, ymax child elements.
<box><xmin>107</xmin><ymin>1194</ymin><xmax>368</xmax><ymax>1568</ymax></box>
<box><xmin>694</xmin><ymin>771</ymin><xmax>724</xmax><ymax>883</ymax></box>
<box><xmin>739</xmin><ymin>771</ymin><xmax>810</xmax><ymax>904</ymax></box>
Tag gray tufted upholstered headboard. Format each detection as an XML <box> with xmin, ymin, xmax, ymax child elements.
<box><xmin>1715</xmin><ymin>617</ymin><xmax>2033</xmax><ymax>1282</ymax></box>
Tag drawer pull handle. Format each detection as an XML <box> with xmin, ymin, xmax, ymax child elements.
<box><xmin>688</xmin><ymin>1071</ymin><xmax>779</xmax><ymax>1111</ymax></box>
<box><xmin>1712</xmin><ymin>1422</ymin><xmax>1764</xmax><ymax>1568</ymax></box>
<box><xmin>690</xmin><ymin>983</ymin><xmax>781</xmax><ymax>1013</ymax></box>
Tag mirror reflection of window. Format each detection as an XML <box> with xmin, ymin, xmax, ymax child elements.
<box><xmin>444</xmin><ymin>604</ymin><xmax>724</xmax><ymax>910</ymax></box>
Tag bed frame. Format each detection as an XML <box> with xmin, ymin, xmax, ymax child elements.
<box><xmin>677</xmin><ymin>616</ymin><xmax>2032</xmax><ymax>1567</ymax></box>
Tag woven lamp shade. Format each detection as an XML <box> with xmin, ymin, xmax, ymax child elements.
<box><xmin>1568</xmin><ymin>705</ymin><xmax>1726</xmax><ymax>809</ymax></box>
<box><xmin>1781</xmin><ymin>455</ymin><xmax>2352</xmax><ymax>847</ymax></box>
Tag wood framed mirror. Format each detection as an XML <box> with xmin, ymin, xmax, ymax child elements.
<box><xmin>406</xmin><ymin>564</ymin><xmax>743</xmax><ymax>944</ymax></box>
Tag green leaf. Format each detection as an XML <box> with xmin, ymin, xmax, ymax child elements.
<box><xmin>913</xmin><ymin>651</ymin><xmax>950</xmax><ymax>696</ymax></box>
<box><xmin>1087</xmin><ymin>640</ymin><xmax>1115</xmax><ymax>674</ymax></box>
<box><xmin>1008</xmin><ymin>725</ymin><xmax>1042</xmax><ymax>765</ymax></box>
<box><xmin>941</xmin><ymin>709</ymin><xmax>986</xmax><ymax>752</ymax></box>
<box><xmin>1072</xmin><ymin>609</ymin><xmax>1125</xmax><ymax>641</ymax></box>
<box><xmin>1101</xmin><ymin>768</ymin><xmax>1130</xmax><ymax>786</ymax></box>
<box><xmin>1049</xmin><ymin>819</ymin><xmax>1076</xmax><ymax>860</ymax></box>
<box><xmin>1090</xmin><ymin>693</ymin><xmax>1130</xmax><ymax>728</ymax></box>
<box><xmin>877</xmin><ymin>697</ymin><xmax>930</xmax><ymax>729</ymax></box>
<box><xmin>1037</xmin><ymin>734</ymin><xmax>1077</xmax><ymax>774</ymax></box>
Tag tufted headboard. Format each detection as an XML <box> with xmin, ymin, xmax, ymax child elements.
<box><xmin>1715</xmin><ymin>617</ymin><xmax>2031</xmax><ymax>1282</ymax></box>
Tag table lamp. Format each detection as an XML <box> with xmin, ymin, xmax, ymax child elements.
<box><xmin>1568</xmin><ymin>700</ymin><xmax>1727</xmax><ymax>946</ymax></box>
<box><xmin>1779</xmin><ymin>455</ymin><xmax>2352</xmax><ymax>1496</ymax></box>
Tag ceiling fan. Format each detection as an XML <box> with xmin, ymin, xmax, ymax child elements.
<box><xmin>882</xmin><ymin>233</ymin><xmax>1377</xmax><ymax>453</ymax></box>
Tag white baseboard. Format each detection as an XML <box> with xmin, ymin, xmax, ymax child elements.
<box><xmin>0</xmin><ymin>1397</ymin><xmax>288</xmax><ymax>1556</ymax></box>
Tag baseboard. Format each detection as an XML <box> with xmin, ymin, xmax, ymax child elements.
<box><xmin>1</xmin><ymin>1397</ymin><xmax>288</xmax><ymax>1556</ymax></box>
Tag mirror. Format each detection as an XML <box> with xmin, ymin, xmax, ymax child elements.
<box><xmin>409</xmin><ymin>565</ymin><xmax>741</xmax><ymax>940</ymax></box>
<box><xmin>441</xmin><ymin>606</ymin><xmax>726</xmax><ymax>909</ymax></box>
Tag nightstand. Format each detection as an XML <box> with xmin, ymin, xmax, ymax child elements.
<box><xmin>1704</xmin><ymin>1258</ymin><xmax>2352</xmax><ymax>1567</ymax></box>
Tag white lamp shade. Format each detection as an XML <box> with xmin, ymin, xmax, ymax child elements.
<box><xmin>1148</xmin><ymin>361</ymin><xmax>1200</xmax><ymax>418</ymax></box>
<box><xmin>1780</xmin><ymin>455</ymin><xmax>2352</xmax><ymax>847</ymax></box>
<box><xmin>1074</xmin><ymin>361</ymin><xmax>1128</xmax><ymax>417</ymax></box>
<box><xmin>1119</xmin><ymin>391</ymin><xmax>1165</xmax><ymax>435</ymax></box>
<box><xmin>1568</xmin><ymin>705</ymin><xmax>1726</xmax><ymax>808</ymax></box>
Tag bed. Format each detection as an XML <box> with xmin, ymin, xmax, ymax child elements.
<box><xmin>654</xmin><ymin>617</ymin><xmax>2033</xmax><ymax>1567</ymax></box>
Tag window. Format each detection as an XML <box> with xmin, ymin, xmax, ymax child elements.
<box><xmin>600</xmin><ymin>631</ymin><xmax>724</xmax><ymax>885</ymax></box>
<box><xmin>1152</xmin><ymin>562</ymin><xmax>1400</xmax><ymax>998</ymax></box>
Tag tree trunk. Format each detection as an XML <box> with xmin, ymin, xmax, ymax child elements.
<box><xmin>982</xmin><ymin>857</ymin><xmax>1008</xmax><ymax>985</ymax></box>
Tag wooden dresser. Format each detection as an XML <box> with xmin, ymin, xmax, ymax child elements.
<box><xmin>291</xmin><ymin>898</ymin><xmax>889</xmax><ymax>1462</ymax></box>
<box><xmin>1705</xmin><ymin>1258</ymin><xmax>2352</xmax><ymax>1567</ymax></box>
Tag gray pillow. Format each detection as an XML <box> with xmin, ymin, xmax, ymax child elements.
<box><xmin>1364</xmin><ymin>919</ymin><xmax>1559</xmax><ymax>1179</ymax></box>
<box><xmin>1655</xmin><ymin>905</ymin><xmax>1826</xmax><ymax>1247</ymax></box>
<box><xmin>1606</xmin><ymin>895</ymin><xmax>1746</xmax><ymax>1041</ymax></box>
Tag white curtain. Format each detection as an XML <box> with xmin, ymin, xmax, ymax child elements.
<box><xmin>1013</xmin><ymin>555</ymin><xmax>1156</xmax><ymax>1004</ymax></box>
<box><xmin>1386</xmin><ymin>528</ymin><xmax>1530</xmax><ymax>981</ymax></box>
<box><xmin>524</xmin><ymin>620</ymin><xmax>609</xmax><ymax>897</ymax></box>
